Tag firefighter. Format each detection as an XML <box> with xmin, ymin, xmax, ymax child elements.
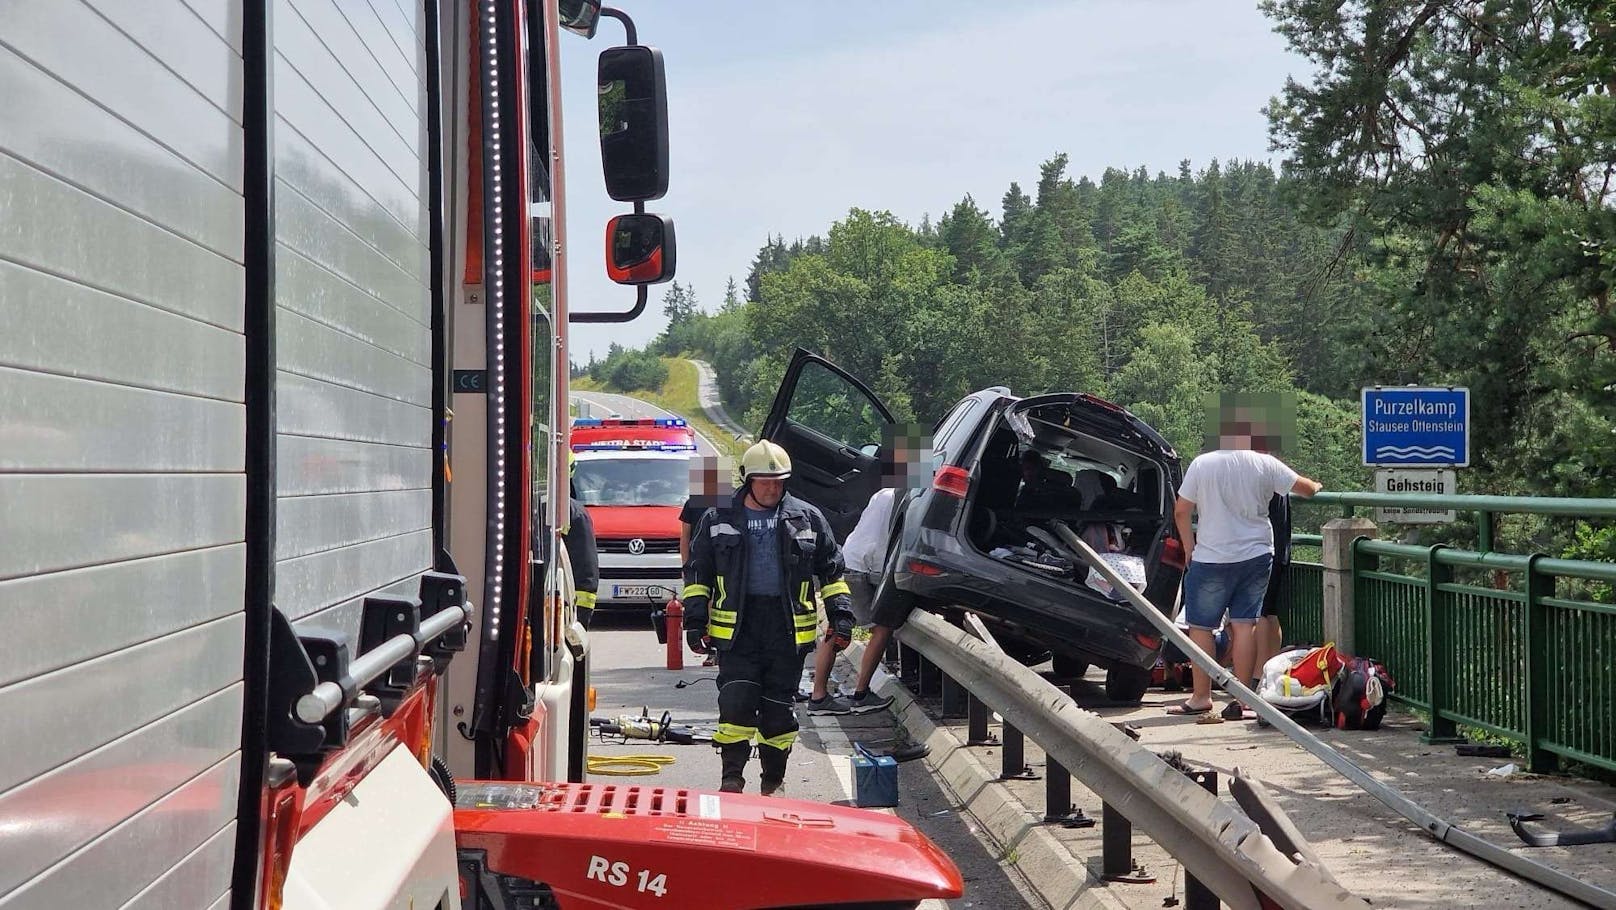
<box><xmin>563</xmin><ymin>451</ymin><xmax>600</xmax><ymax>627</ymax></box>
<box><xmin>682</xmin><ymin>440</ymin><xmax>856</xmax><ymax>794</ymax></box>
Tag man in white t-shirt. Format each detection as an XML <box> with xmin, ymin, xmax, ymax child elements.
<box><xmin>806</xmin><ymin>427</ymin><xmax>928</xmax><ymax>715</ymax></box>
<box><xmin>1169</xmin><ymin>403</ymin><xmax>1321</xmax><ymax>721</ymax></box>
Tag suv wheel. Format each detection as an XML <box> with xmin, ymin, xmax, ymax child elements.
<box><xmin>1050</xmin><ymin>655</ymin><xmax>1089</xmax><ymax>679</ymax></box>
<box><xmin>1105</xmin><ymin>665</ymin><xmax>1152</xmax><ymax>704</ymax></box>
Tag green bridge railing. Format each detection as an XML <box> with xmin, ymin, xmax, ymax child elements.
<box><xmin>1284</xmin><ymin>492</ymin><xmax>1616</xmax><ymax>775</ymax></box>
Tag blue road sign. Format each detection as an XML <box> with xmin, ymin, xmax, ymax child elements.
<box><xmin>1362</xmin><ymin>387</ymin><xmax>1470</xmax><ymax>466</ymax></box>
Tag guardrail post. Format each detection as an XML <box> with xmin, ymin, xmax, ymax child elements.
<box><xmin>1183</xmin><ymin>769</ymin><xmax>1220</xmax><ymax>910</ymax></box>
<box><xmin>1043</xmin><ymin>755</ymin><xmax>1072</xmax><ymax>822</ymax></box>
<box><xmin>899</xmin><ymin>642</ymin><xmax>920</xmax><ymax>686</ymax></box>
<box><xmin>999</xmin><ymin>723</ymin><xmax>1035</xmax><ymax>780</ymax></box>
<box><xmin>1524</xmin><ymin>554</ymin><xmax>1558</xmax><ymax>774</ymax></box>
<box><xmin>919</xmin><ymin>652</ymin><xmax>943</xmax><ymax>697</ymax></box>
<box><xmin>1043</xmin><ymin>685</ymin><xmax>1077</xmax><ymax>822</ymax></box>
<box><xmin>1322</xmin><ymin>517</ymin><xmax>1377</xmax><ymax>654</ymax></box>
<box><xmin>941</xmin><ymin>669</ymin><xmax>967</xmax><ymax>718</ymax></box>
<box><xmin>1423</xmin><ymin>544</ymin><xmax>1462</xmax><ymax>744</ymax></box>
<box><xmin>1101</xmin><ymin>803</ymin><xmax>1152</xmax><ymax>883</ymax></box>
<box><xmin>967</xmin><ymin>692</ymin><xmax>996</xmax><ymax>745</ymax></box>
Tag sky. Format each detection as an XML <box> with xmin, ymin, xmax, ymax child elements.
<box><xmin>555</xmin><ymin>0</ymin><xmax>1310</xmax><ymax>362</ymax></box>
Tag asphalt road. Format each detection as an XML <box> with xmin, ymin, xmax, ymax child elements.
<box><xmin>571</xmin><ymin>390</ymin><xmax>721</xmax><ymax>457</ymax></box>
<box><xmin>687</xmin><ymin>359</ymin><xmax>750</xmax><ymax>438</ymax></box>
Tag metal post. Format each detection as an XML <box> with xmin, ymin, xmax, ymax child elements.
<box><xmin>1423</xmin><ymin>545</ymin><xmax>1462</xmax><ymax>743</ymax></box>
<box><xmin>1101</xmin><ymin>803</ymin><xmax>1153</xmax><ymax>883</ymax></box>
<box><xmin>967</xmin><ymin>692</ymin><xmax>996</xmax><ymax>746</ymax></box>
<box><xmin>919</xmin><ymin>652</ymin><xmax>942</xmax><ymax>697</ymax></box>
<box><xmin>899</xmin><ymin>642</ymin><xmax>920</xmax><ymax>686</ymax></box>
<box><xmin>1476</xmin><ymin>510</ymin><xmax>1494</xmax><ymax>553</ymax></box>
<box><xmin>1523</xmin><ymin>555</ymin><xmax>1557</xmax><ymax>774</ymax></box>
<box><xmin>1044</xmin><ymin>755</ymin><xmax>1072</xmax><ymax>822</ymax></box>
<box><xmin>1043</xmin><ymin>684</ymin><xmax>1077</xmax><ymax>822</ymax></box>
<box><xmin>1183</xmin><ymin>770</ymin><xmax>1220</xmax><ymax>909</ymax></box>
<box><xmin>941</xmin><ymin>668</ymin><xmax>967</xmax><ymax>717</ymax></box>
<box><xmin>999</xmin><ymin>723</ymin><xmax>1034</xmax><ymax>779</ymax></box>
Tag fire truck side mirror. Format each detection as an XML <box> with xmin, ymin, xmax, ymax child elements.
<box><xmin>605</xmin><ymin>213</ymin><xmax>676</xmax><ymax>285</ymax></box>
<box><xmin>558</xmin><ymin>0</ymin><xmax>602</xmax><ymax>38</ymax></box>
<box><xmin>597</xmin><ymin>45</ymin><xmax>669</xmax><ymax>201</ymax></box>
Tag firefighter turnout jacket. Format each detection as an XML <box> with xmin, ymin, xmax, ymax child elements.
<box><xmin>682</xmin><ymin>491</ymin><xmax>855</xmax><ymax>653</ymax></box>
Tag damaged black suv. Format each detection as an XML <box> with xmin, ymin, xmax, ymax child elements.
<box><xmin>759</xmin><ymin>349</ymin><xmax>1184</xmax><ymax>704</ymax></box>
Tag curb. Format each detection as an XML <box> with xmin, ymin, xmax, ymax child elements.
<box><xmin>848</xmin><ymin>643</ymin><xmax>1131</xmax><ymax>910</ymax></box>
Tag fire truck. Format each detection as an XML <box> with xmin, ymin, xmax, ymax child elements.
<box><xmin>0</xmin><ymin>1</ymin><xmax>960</xmax><ymax>908</ymax></box>
<box><xmin>570</xmin><ymin>417</ymin><xmax>697</xmax><ymax>609</ymax></box>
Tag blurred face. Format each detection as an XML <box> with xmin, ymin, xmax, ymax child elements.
<box><xmin>749</xmin><ymin>476</ymin><xmax>786</xmax><ymax>507</ymax></box>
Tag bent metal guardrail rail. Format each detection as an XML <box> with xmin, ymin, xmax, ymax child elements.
<box><xmin>895</xmin><ymin>608</ymin><xmax>1369</xmax><ymax>910</ymax></box>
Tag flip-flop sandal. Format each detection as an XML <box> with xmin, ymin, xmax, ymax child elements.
<box><xmin>1166</xmin><ymin>701</ymin><xmax>1212</xmax><ymax>716</ymax></box>
<box><xmin>1196</xmin><ymin>713</ymin><xmax>1226</xmax><ymax>725</ymax></box>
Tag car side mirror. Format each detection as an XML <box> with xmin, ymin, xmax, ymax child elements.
<box><xmin>598</xmin><ymin>45</ymin><xmax>669</xmax><ymax>202</ymax></box>
<box><xmin>605</xmin><ymin>213</ymin><xmax>676</xmax><ymax>285</ymax></box>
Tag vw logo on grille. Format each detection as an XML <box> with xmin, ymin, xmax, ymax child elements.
<box><xmin>628</xmin><ymin>538</ymin><xmax>646</xmax><ymax>555</ymax></box>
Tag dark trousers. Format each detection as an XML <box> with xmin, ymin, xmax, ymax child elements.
<box><xmin>714</xmin><ymin>636</ymin><xmax>804</xmax><ymax>788</ymax></box>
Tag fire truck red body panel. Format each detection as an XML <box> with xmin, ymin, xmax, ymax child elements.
<box><xmin>454</xmin><ymin>782</ymin><xmax>964</xmax><ymax>908</ymax></box>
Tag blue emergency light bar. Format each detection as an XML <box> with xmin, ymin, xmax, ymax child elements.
<box><xmin>574</xmin><ymin>441</ymin><xmax>698</xmax><ymax>452</ymax></box>
<box><xmin>572</xmin><ymin>417</ymin><xmax>688</xmax><ymax>429</ymax></box>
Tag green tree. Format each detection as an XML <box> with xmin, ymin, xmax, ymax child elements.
<box><xmin>1111</xmin><ymin>322</ymin><xmax>1216</xmax><ymax>457</ymax></box>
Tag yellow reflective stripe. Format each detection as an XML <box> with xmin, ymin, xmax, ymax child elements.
<box><xmin>821</xmin><ymin>580</ymin><xmax>851</xmax><ymax>598</ymax></box>
<box><xmin>793</xmin><ymin>614</ymin><xmax>818</xmax><ymax>628</ymax></box>
<box><xmin>797</xmin><ymin>582</ymin><xmax>814</xmax><ymax>612</ymax></box>
<box><xmin>794</xmin><ymin>627</ymin><xmax>816</xmax><ymax>645</ymax></box>
<box><xmin>713</xmin><ymin>723</ymin><xmax>757</xmax><ymax>744</ymax></box>
<box><xmin>710</xmin><ymin>608</ymin><xmax>738</xmax><ymax>624</ymax></box>
<box><xmin>758</xmin><ymin>731</ymin><xmax>797</xmax><ymax>750</ymax></box>
<box><xmin>575</xmin><ymin>590</ymin><xmax>597</xmax><ymax>608</ymax></box>
<box><xmin>682</xmin><ymin>584</ymin><xmax>711</xmax><ymax>600</ymax></box>
<box><xmin>715</xmin><ymin>577</ymin><xmax>727</xmax><ymax>611</ymax></box>
<box><xmin>707</xmin><ymin>623</ymin><xmax>735</xmax><ymax>640</ymax></box>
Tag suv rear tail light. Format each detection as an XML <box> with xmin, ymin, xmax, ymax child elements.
<box><xmin>906</xmin><ymin>559</ymin><xmax>944</xmax><ymax>577</ymax></box>
<box><xmin>1161</xmin><ymin>538</ymin><xmax>1186</xmax><ymax>570</ymax></box>
<box><xmin>932</xmin><ymin>465</ymin><xmax>970</xmax><ymax>499</ymax></box>
<box><xmin>1135</xmin><ymin>632</ymin><xmax>1161</xmax><ymax>650</ymax></box>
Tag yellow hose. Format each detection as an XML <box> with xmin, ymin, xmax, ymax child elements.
<box><xmin>586</xmin><ymin>754</ymin><xmax>677</xmax><ymax>776</ymax></box>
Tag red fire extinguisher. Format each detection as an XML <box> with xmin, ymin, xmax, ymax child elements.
<box><xmin>664</xmin><ymin>598</ymin><xmax>683</xmax><ymax>671</ymax></box>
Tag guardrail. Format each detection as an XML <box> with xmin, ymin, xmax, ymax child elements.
<box><xmin>1352</xmin><ymin>538</ymin><xmax>1616</xmax><ymax>775</ymax></box>
<box><xmin>1309</xmin><ymin>491</ymin><xmax>1616</xmax><ymax>552</ymax></box>
<box><xmin>892</xmin><ymin>608</ymin><xmax>1367</xmax><ymax>910</ymax></box>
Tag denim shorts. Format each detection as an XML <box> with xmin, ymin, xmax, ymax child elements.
<box><xmin>1183</xmin><ymin>554</ymin><xmax>1274</xmax><ymax>630</ymax></box>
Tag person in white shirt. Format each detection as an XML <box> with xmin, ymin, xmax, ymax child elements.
<box><xmin>805</xmin><ymin>484</ymin><xmax>895</xmax><ymax>714</ymax></box>
<box><xmin>806</xmin><ymin>428</ymin><xmax>929</xmax><ymax>715</ymax></box>
<box><xmin>1169</xmin><ymin>401</ymin><xmax>1321</xmax><ymax>721</ymax></box>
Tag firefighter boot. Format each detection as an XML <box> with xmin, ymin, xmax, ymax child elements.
<box><xmin>719</xmin><ymin>742</ymin><xmax>750</xmax><ymax>793</ymax></box>
<box><xmin>758</xmin><ymin>744</ymin><xmax>789</xmax><ymax>796</ymax></box>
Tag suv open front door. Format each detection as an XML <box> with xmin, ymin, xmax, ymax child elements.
<box><xmin>761</xmin><ymin>349</ymin><xmax>896</xmax><ymax>540</ymax></box>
